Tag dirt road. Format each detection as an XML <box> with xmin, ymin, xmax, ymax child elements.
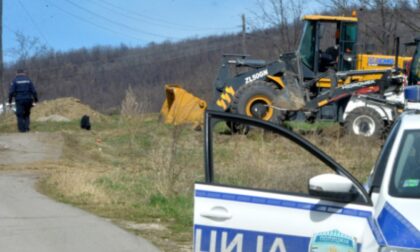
<box><xmin>0</xmin><ymin>133</ymin><xmax>62</xmax><ymax>165</ymax></box>
<box><xmin>0</xmin><ymin>133</ymin><xmax>160</xmax><ymax>252</ymax></box>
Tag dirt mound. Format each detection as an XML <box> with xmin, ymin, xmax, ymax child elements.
<box><xmin>32</xmin><ymin>97</ymin><xmax>106</xmax><ymax>122</ymax></box>
<box><xmin>36</xmin><ymin>114</ymin><xmax>71</xmax><ymax>122</ymax></box>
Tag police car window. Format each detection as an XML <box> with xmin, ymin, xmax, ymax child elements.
<box><xmin>212</xmin><ymin>124</ymin><xmax>332</xmax><ymax>194</ymax></box>
<box><xmin>369</xmin><ymin>119</ymin><xmax>401</xmax><ymax>193</ymax></box>
<box><xmin>390</xmin><ymin>130</ymin><xmax>420</xmax><ymax>198</ymax></box>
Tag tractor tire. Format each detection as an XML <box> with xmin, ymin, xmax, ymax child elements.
<box><xmin>344</xmin><ymin>107</ymin><xmax>384</xmax><ymax>138</ymax></box>
<box><xmin>231</xmin><ymin>80</ymin><xmax>283</xmax><ymax>125</ymax></box>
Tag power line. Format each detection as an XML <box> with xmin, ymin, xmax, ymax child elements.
<box><xmin>93</xmin><ymin>0</ymin><xmax>239</xmax><ymax>32</ymax></box>
<box><xmin>1</xmin><ymin>0</ymin><xmax>6</xmax><ymax>115</ymax></box>
<box><xmin>86</xmin><ymin>0</ymin><xmax>196</xmax><ymax>32</ymax></box>
<box><xmin>17</xmin><ymin>0</ymin><xmax>50</xmax><ymax>46</ymax></box>
<box><xmin>63</xmin><ymin>0</ymin><xmax>178</xmax><ymax>40</ymax></box>
<box><xmin>20</xmin><ymin>39</ymin><xmax>242</xmax><ymax>81</ymax></box>
<box><xmin>44</xmin><ymin>0</ymin><xmax>147</xmax><ymax>42</ymax></box>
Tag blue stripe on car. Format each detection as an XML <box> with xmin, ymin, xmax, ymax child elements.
<box><xmin>194</xmin><ymin>224</ymin><xmax>311</xmax><ymax>252</ymax></box>
<box><xmin>196</xmin><ymin>189</ymin><xmax>386</xmax><ymax>245</ymax></box>
<box><xmin>378</xmin><ymin>202</ymin><xmax>420</xmax><ymax>249</ymax></box>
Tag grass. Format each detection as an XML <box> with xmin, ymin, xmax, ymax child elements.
<box><xmin>0</xmin><ymin>113</ymin><xmax>383</xmax><ymax>251</ymax></box>
<box><xmin>285</xmin><ymin>120</ymin><xmax>336</xmax><ymax>132</ymax></box>
<box><xmin>17</xmin><ymin>115</ymin><xmax>201</xmax><ymax>250</ymax></box>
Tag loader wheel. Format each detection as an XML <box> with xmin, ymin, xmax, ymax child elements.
<box><xmin>344</xmin><ymin>107</ymin><xmax>384</xmax><ymax>138</ymax></box>
<box><xmin>231</xmin><ymin>80</ymin><xmax>282</xmax><ymax>124</ymax></box>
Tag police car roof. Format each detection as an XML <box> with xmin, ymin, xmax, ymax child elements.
<box><xmin>399</xmin><ymin>112</ymin><xmax>420</xmax><ymax>130</ymax></box>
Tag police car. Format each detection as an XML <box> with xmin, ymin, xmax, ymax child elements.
<box><xmin>0</xmin><ymin>102</ymin><xmax>16</xmax><ymax>114</ymax></box>
<box><xmin>193</xmin><ymin>110</ymin><xmax>420</xmax><ymax>252</ymax></box>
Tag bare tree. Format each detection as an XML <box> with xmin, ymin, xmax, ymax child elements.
<box><xmin>394</xmin><ymin>0</ymin><xmax>420</xmax><ymax>32</ymax></box>
<box><xmin>9</xmin><ymin>31</ymin><xmax>50</xmax><ymax>66</ymax></box>
<box><xmin>356</xmin><ymin>0</ymin><xmax>419</xmax><ymax>53</ymax></box>
<box><xmin>317</xmin><ymin>0</ymin><xmax>357</xmax><ymax>13</ymax></box>
<box><xmin>4</xmin><ymin>1</ymin><xmax>417</xmax><ymax>114</ymax></box>
<box><xmin>250</xmin><ymin>0</ymin><xmax>303</xmax><ymax>52</ymax></box>
<box><xmin>318</xmin><ymin>0</ymin><xmax>419</xmax><ymax>53</ymax></box>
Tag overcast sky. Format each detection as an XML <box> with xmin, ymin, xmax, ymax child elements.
<box><xmin>4</xmin><ymin>0</ymin><xmax>321</xmax><ymax>62</ymax></box>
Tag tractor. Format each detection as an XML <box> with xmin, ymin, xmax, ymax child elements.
<box><xmin>210</xmin><ymin>14</ymin><xmax>410</xmax><ymax>136</ymax></box>
<box><xmin>160</xmin><ymin>14</ymin><xmax>411</xmax><ymax>137</ymax></box>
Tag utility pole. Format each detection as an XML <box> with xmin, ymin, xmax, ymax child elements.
<box><xmin>0</xmin><ymin>0</ymin><xmax>5</xmax><ymax>118</ymax></box>
<box><xmin>241</xmin><ymin>14</ymin><xmax>247</xmax><ymax>55</ymax></box>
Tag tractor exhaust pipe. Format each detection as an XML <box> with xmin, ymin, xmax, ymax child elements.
<box><xmin>394</xmin><ymin>36</ymin><xmax>400</xmax><ymax>69</ymax></box>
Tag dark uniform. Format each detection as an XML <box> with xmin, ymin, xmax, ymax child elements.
<box><xmin>319</xmin><ymin>45</ymin><xmax>339</xmax><ymax>72</ymax></box>
<box><xmin>8</xmin><ymin>72</ymin><xmax>38</xmax><ymax>132</ymax></box>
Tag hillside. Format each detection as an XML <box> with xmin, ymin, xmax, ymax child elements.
<box><xmin>2</xmin><ymin>6</ymin><xmax>419</xmax><ymax>114</ymax></box>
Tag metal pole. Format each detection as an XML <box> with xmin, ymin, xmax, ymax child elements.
<box><xmin>0</xmin><ymin>0</ymin><xmax>5</xmax><ymax>118</ymax></box>
<box><xmin>241</xmin><ymin>14</ymin><xmax>247</xmax><ymax>55</ymax></box>
<box><xmin>394</xmin><ymin>37</ymin><xmax>400</xmax><ymax>69</ymax></box>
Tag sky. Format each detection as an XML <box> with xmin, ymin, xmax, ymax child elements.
<box><xmin>4</xmin><ymin>0</ymin><xmax>321</xmax><ymax>63</ymax></box>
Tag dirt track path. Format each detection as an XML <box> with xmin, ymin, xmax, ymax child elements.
<box><xmin>0</xmin><ymin>133</ymin><xmax>62</xmax><ymax>165</ymax></box>
<box><xmin>0</xmin><ymin>133</ymin><xmax>161</xmax><ymax>252</ymax></box>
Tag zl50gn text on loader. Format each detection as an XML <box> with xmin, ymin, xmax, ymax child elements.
<box><xmin>161</xmin><ymin>14</ymin><xmax>411</xmax><ymax>137</ymax></box>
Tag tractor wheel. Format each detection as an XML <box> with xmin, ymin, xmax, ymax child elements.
<box><xmin>344</xmin><ymin>107</ymin><xmax>384</xmax><ymax>138</ymax></box>
<box><xmin>231</xmin><ymin>80</ymin><xmax>282</xmax><ymax>124</ymax></box>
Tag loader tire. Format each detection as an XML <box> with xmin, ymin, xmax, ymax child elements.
<box><xmin>231</xmin><ymin>80</ymin><xmax>283</xmax><ymax>125</ymax></box>
<box><xmin>344</xmin><ymin>107</ymin><xmax>384</xmax><ymax>138</ymax></box>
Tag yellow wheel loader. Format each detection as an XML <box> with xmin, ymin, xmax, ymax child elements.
<box><xmin>161</xmin><ymin>13</ymin><xmax>411</xmax><ymax>133</ymax></box>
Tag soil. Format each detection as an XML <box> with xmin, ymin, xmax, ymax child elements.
<box><xmin>32</xmin><ymin>97</ymin><xmax>107</xmax><ymax>121</ymax></box>
<box><xmin>2</xmin><ymin>97</ymin><xmax>108</xmax><ymax>124</ymax></box>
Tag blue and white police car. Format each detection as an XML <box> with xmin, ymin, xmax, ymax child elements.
<box><xmin>0</xmin><ymin>102</ymin><xmax>16</xmax><ymax>114</ymax></box>
<box><xmin>193</xmin><ymin>110</ymin><xmax>420</xmax><ymax>252</ymax></box>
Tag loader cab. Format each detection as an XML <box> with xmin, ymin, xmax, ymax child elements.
<box><xmin>298</xmin><ymin>15</ymin><xmax>358</xmax><ymax>78</ymax></box>
<box><xmin>407</xmin><ymin>38</ymin><xmax>420</xmax><ymax>85</ymax></box>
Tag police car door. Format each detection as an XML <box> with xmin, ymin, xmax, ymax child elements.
<box><xmin>194</xmin><ymin>111</ymin><xmax>383</xmax><ymax>252</ymax></box>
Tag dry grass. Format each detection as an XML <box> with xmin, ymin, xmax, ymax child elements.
<box><xmin>34</xmin><ymin>115</ymin><xmax>199</xmax><ymax>251</ymax></box>
<box><xmin>2</xmin><ymin>112</ymin><xmax>382</xmax><ymax>252</ymax></box>
<box><xmin>211</xmin><ymin>126</ymin><xmax>380</xmax><ymax>194</ymax></box>
<box><xmin>307</xmin><ymin>127</ymin><xmax>381</xmax><ymax>180</ymax></box>
<box><xmin>45</xmin><ymin>168</ymin><xmax>112</xmax><ymax>204</ymax></box>
<box><xmin>0</xmin><ymin>112</ymin><xmax>16</xmax><ymax>130</ymax></box>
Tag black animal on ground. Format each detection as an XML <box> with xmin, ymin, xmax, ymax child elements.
<box><xmin>80</xmin><ymin>115</ymin><xmax>91</xmax><ymax>130</ymax></box>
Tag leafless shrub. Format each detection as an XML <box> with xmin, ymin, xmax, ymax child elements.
<box><xmin>147</xmin><ymin>125</ymin><xmax>199</xmax><ymax>197</ymax></box>
<box><xmin>118</xmin><ymin>89</ymin><xmax>147</xmax><ymax>154</ymax></box>
<box><xmin>121</xmin><ymin>86</ymin><xmax>140</xmax><ymax>116</ymax></box>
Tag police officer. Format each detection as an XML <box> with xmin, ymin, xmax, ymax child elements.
<box><xmin>8</xmin><ymin>69</ymin><xmax>38</xmax><ymax>132</ymax></box>
<box><xmin>319</xmin><ymin>45</ymin><xmax>339</xmax><ymax>72</ymax></box>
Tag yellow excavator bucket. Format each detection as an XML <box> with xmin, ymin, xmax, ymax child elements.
<box><xmin>160</xmin><ymin>85</ymin><xmax>207</xmax><ymax>126</ymax></box>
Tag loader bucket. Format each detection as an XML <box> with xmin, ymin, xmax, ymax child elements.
<box><xmin>274</xmin><ymin>73</ymin><xmax>306</xmax><ymax>110</ymax></box>
<box><xmin>160</xmin><ymin>85</ymin><xmax>207</xmax><ymax>126</ymax></box>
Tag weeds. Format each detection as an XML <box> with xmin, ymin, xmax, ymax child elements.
<box><xmin>5</xmin><ymin>114</ymin><xmax>382</xmax><ymax>252</ymax></box>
